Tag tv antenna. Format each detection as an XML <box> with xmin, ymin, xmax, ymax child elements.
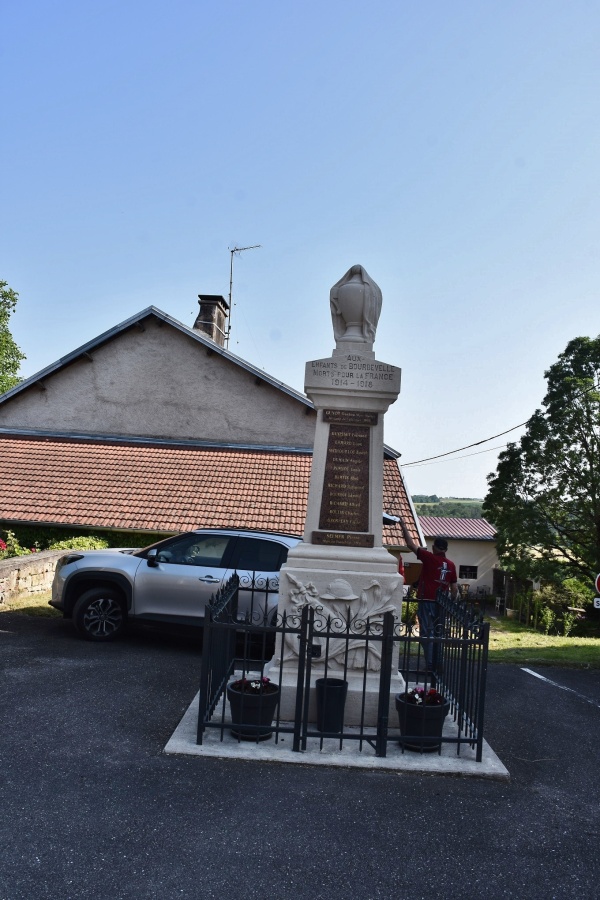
<box><xmin>226</xmin><ymin>243</ymin><xmax>261</xmax><ymax>349</ymax></box>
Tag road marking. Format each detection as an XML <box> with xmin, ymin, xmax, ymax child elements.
<box><xmin>521</xmin><ymin>667</ymin><xmax>600</xmax><ymax>708</ymax></box>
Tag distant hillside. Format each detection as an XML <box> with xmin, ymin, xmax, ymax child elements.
<box><xmin>412</xmin><ymin>496</ymin><xmax>484</xmax><ymax>519</ymax></box>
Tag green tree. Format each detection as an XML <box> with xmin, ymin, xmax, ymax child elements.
<box><xmin>0</xmin><ymin>281</ymin><xmax>26</xmax><ymax>394</ymax></box>
<box><xmin>483</xmin><ymin>336</ymin><xmax>600</xmax><ymax>583</ymax></box>
<box><xmin>414</xmin><ymin>501</ymin><xmax>483</xmax><ymax>518</ymax></box>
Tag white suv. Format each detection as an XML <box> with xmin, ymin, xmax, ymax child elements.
<box><xmin>50</xmin><ymin>529</ymin><xmax>300</xmax><ymax>641</ymax></box>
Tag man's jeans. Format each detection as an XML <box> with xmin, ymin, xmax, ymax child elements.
<box><xmin>417</xmin><ymin>600</ymin><xmax>440</xmax><ymax>672</ymax></box>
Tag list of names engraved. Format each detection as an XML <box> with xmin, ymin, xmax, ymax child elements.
<box><xmin>319</xmin><ymin>424</ymin><xmax>370</xmax><ymax>532</ymax></box>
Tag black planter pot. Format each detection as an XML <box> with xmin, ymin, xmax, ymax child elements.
<box><xmin>395</xmin><ymin>693</ymin><xmax>450</xmax><ymax>752</ymax></box>
<box><xmin>226</xmin><ymin>683</ymin><xmax>280</xmax><ymax>741</ymax></box>
<box><xmin>316</xmin><ymin>677</ymin><xmax>348</xmax><ymax>734</ymax></box>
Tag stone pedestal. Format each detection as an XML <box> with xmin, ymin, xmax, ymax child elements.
<box><xmin>269</xmin><ymin>266</ymin><xmax>404</xmax><ymax>726</ymax></box>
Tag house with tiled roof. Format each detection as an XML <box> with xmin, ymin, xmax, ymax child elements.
<box><xmin>0</xmin><ymin>298</ymin><xmax>419</xmax><ymax>550</ymax></box>
<box><xmin>404</xmin><ymin>516</ymin><xmax>498</xmax><ymax>595</ymax></box>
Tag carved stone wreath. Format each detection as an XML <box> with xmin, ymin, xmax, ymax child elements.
<box><xmin>282</xmin><ymin>573</ymin><xmax>400</xmax><ymax>670</ymax></box>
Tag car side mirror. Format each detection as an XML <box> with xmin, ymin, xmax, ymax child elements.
<box><xmin>147</xmin><ymin>548</ymin><xmax>159</xmax><ymax>567</ymax></box>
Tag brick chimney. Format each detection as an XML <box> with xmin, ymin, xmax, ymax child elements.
<box><xmin>193</xmin><ymin>295</ymin><xmax>229</xmax><ymax>347</ymax></box>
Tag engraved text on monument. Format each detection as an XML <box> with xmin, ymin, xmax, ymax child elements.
<box><xmin>319</xmin><ymin>424</ymin><xmax>370</xmax><ymax>532</ymax></box>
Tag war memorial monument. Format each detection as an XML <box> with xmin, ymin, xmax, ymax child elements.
<box><xmin>270</xmin><ymin>264</ymin><xmax>404</xmax><ymax>724</ymax></box>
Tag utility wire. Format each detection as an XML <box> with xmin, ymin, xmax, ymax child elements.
<box><xmin>401</xmin><ymin>379</ymin><xmax>600</xmax><ymax>468</ymax></box>
<box><xmin>403</xmin><ymin>443</ymin><xmax>509</xmax><ymax>468</ymax></box>
<box><xmin>401</xmin><ymin>423</ymin><xmax>527</xmax><ymax>467</ymax></box>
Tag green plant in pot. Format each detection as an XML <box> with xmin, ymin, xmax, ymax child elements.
<box><xmin>395</xmin><ymin>687</ymin><xmax>450</xmax><ymax>752</ymax></box>
<box><xmin>226</xmin><ymin>676</ymin><xmax>280</xmax><ymax>741</ymax></box>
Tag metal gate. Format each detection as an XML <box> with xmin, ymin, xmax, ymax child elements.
<box><xmin>198</xmin><ymin>575</ymin><xmax>489</xmax><ymax>760</ymax></box>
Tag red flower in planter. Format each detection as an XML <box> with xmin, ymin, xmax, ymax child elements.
<box><xmin>230</xmin><ymin>676</ymin><xmax>278</xmax><ymax>695</ymax></box>
<box><xmin>401</xmin><ymin>687</ymin><xmax>445</xmax><ymax>706</ymax></box>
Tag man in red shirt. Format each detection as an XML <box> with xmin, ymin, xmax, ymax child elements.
<box><xmin>399</xmin><ymin>519</ymin><xmax>458</xmax><ymax>680</ymax></box>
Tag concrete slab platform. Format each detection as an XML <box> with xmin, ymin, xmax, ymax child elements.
<box><xmin>164</xmin><ymin>691</ymin><xmax>510</xmax><ymax>780</ymax></box>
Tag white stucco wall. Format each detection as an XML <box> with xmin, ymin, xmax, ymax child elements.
<box><xmin>446</xmin><ymin>539</ymin><xmax>497</xmax><ymax>590</ymax></box>
<box><xmin>0</xmin><ymin>319</ymin><xmax>317</xmax><ymax>448</ymax></box>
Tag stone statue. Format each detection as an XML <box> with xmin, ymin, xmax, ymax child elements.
<box><xmin>330</xmin><ymin>265</ymin><xmax>382</xmax><ymax>346</ymax></box>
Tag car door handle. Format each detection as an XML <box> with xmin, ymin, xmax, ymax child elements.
<box><xmin>198</xmin><ymin>576</ymin><xmax>221</xmax><ymax>583</ymax></box>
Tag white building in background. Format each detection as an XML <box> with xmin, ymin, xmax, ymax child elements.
<box><xmin>404</xmin><ymin>516</ymin><xmax>498</xmax><ymax>595</ymax></box>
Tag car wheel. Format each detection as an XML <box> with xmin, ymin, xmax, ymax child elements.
<box><xmin>73</xmin><ymin>588</ymin><xmax>126</xmax><ymax>641</ymax></box>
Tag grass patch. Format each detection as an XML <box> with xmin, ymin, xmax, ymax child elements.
<box><xmin>487</xmin><ymin>615</ymin><xmax>600</xmax><ymax>668</ymax></box>
<box><xmin>0</xmin><ymin>591</ymin><xmax>60</xmax><ymax>617</ymax></box>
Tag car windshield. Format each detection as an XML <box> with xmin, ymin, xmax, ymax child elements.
<box><xmin>132</xmin><ymin>531</ymin><xmax>298</xmax><ymax>565</ymax></box>
<box><xmin>132</xmin><ymin>532</ymin><xmax>233</xmax><ymax>563</ymax></box>
<box><xmin>156</xmin><ymin>535</ymin><xmax>230</xmax><ymax>566</ymax></box>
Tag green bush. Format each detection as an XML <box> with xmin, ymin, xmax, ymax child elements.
<box><xmin>562</xmin><ymin>578</ymin><xmax>595</xmax><ymax>612</ymax></box>
<box><xmin>539</xmin><ymin>578</ymin><xmax>594</xmax><ymax>612</ymax></box>
<box><xmin>540</xmin><ymin>606</ymin><xmax>556</xmax><ymax>635</ymax></box>
<box><xmin>535</xmin><ymin>577</ymin><xmax>596</xmax><ymax>636</ymax></box>
<box><xmin>1</xmin><ymin>523</ymin><xmax>171</xmax><ymax>553</ymax></box>
<box><xmin>401</xmin><ymin>601</ymin><xmax>418</xmax><ymax>629</ymax></box>
<box><xmin>561</xmin><ymin>610</ymin><xmax>576</xmax><ymax>637</ymax></box>
<box><xmin>0</xmin><ymin>530</ymin><xmax>33</xmax><ymax>559</ymax></box>
<box><xmin>48</xmin><ymin>536</ymin><xmax>109</xmax><ymax>551</ymax></box>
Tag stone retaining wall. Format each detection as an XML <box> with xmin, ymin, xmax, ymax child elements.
<box><xmin>0</xmin><ymin>550</ymin><xmax>66</xmax><ymax>605</ymax></box>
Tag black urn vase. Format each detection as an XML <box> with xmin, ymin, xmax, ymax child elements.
<box><xmin>316</xmin><ymin>677</ymin><xmax>348</xmax><ymax>734</ymax></box>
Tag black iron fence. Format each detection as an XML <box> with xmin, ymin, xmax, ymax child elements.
<box><xmin>197</xmin><ymin>575</ymin><xmax>490</xmax><ymax>760</ymax></box>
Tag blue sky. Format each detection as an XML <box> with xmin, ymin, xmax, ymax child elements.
<box><xmin>2</xmin><ymin>1</ymin><xmax>599</xmax><ymax>499</ymax></box>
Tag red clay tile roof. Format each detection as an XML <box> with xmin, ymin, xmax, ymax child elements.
<box><xmin>382</xmin><ymin>458</ymin><xmax>419</xmax><ymax>546</ymax></box>
<box><xmin>418</xmin><ymin>516</ymin><xmax>497</xmax><ymax>541</ymax></box>
<box><xmin>0</xmin><ymin>435</ymin><xmax>414</xmax><ymax>544</ymax></box>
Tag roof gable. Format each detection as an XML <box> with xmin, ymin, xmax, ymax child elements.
<box><xmin>0</xmin><ymin>309</ymin><xmax>317</xmax><ymax>448</ymax></box>
<box><xmin>0</xmin><ymin>306</ymin><xmax>311</xmax><ymax>409</ymax></box>
<box><xmin>0</xmin><ymin>305</ymin><xmax>402</xmax><ymax>461</ymax></box>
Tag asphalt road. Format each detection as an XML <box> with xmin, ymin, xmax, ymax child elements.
<box><xmin>1</xmin><ymin>611</ymin><xmax>599</xmax><ymax>900</ymax></box>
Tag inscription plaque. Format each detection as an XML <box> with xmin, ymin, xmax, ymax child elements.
<box><xmin>312</xmin><ymin>531</ymin><xmax>374</xmax><ymax>548</ymax></box>
<box><xmin>319</xmin><ymin>424</ymin><xmax>370</xmax><ymax>532</ymax></box>
<box><xmin>306</xmin><ymin>355</ymin><xmax>400</xmax><ymax>393</ymax></box>
<box><xmin>323</xmin><ymin>409</ymin><xmax>378</xmax><ymax>427</ymax></box>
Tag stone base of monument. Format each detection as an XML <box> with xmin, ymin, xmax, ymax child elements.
<box><xmin>268</xmin><ymin>551</ymin><xmax>405</xmax><ymax>728</ymax></box>
<box><xmin>283</xmin><ymin>543</ymin><xmax>401</xmax><ymax>574</ymax></box>
<box><xmin>270</xmin><ymin>666</ymin><xmax>406</xmax><ymax>728</ymax></box>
